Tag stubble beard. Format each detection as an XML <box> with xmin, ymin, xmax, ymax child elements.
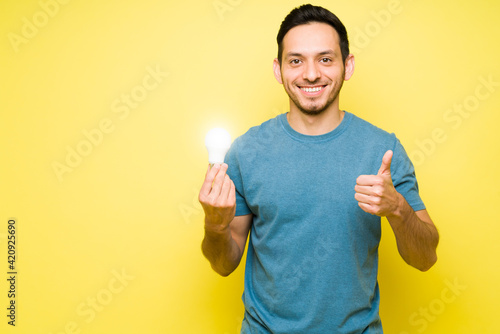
<box><xmin>292</xmin><ymin>84</ymin><xmax>342</xmax><ymax>116</ymax></box>
<box><xmin>285</xmin><ymin>75</ymin><xmax>345</xmax><ymax>117</ymax></box>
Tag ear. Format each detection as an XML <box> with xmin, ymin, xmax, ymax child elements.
<box><xmin>343</xmin><ymin>54</ymin><xmax>355</xmax><ymax>81</ymax></box>
<box><xmin>273</xmin><ymin>58</ymin><xmax>283</xmax><ymax>84</ymax></box>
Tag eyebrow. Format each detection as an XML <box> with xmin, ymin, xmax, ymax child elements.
<box><xmin>284</xmin><ymin>49</ymin><xmax>337</xmax><ymax>59</ymax></box>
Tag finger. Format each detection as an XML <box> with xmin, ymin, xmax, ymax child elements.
<box><xmin>358</xmin><ymin>202</ymin><xmax>375</xmax><ymax>215</ymax></box>
<box><xmin>219</xmin><ymin>174</ymin><xmax>232</xmax><ymax>203</ymax></box>
<box><xmin>228</xmin><ymin>179</ymin><xmax>236</xmax><ymax>203</ymax></box>
<box><xmin>356</xmin><ymin>175</ymin><xmax>381</xmax><ymax>186</ymax></box>
<box><xmin>377</xmin><ymin>150</ymin><xmax>393</xmax><ymax>176</ymax></box>
<box><xmin>209</xmin><ymin>163</ymin><xmax>228</xmax><ymax>198</ymax></box>
<box><xmin>354</xmin><ymin>184</ymin><xmax>375</xmax><ymax>196</ymax></box>
<box><xmin>200</xmin><ymin>163</ymin><xmax>220</xmax><ymax>196</ymax></box>
<box><xmin>354</xmin><ymin>192</ymin><xmax>378</xmax><ymax>205</ymax></box>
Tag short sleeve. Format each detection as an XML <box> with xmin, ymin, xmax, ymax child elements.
<box><xmin>224</xmin><ymin>138</ymin><xmax>253</xmax><ymax>216</ymax></box>
<box><xmin>391</xmin><ymin>138</ymin><xmax>426</xmax><ymax>212</ymax></box>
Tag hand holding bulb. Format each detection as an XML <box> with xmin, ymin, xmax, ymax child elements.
<box><xmin>199</xmin><ymin>127</ymin><xmax>236</xmax><ymax>230</ymax></box>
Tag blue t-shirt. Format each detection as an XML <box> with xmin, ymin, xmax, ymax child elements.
<box><xmin>225</xmin><ymin>111</ymin><xmax>425</xmax><ymax>334</ymax></box>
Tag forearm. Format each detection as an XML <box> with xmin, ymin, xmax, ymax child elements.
<box><xmin>387</xmin><ymin>195</ymin><xmax>439</xmax><ymax>271</ymax></box>
<box><xmin>201</xmin><ymin>220</ymin><xmax>243</xmax><ymax>277</ymax></box>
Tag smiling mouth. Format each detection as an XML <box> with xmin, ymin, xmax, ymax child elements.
<box><xmin>299</xmin><ymin>85</ymin><xmax>326</xmax><ymax>93</ymax></box>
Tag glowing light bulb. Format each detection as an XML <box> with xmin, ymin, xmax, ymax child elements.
<box><xmin>205</xmin><ymin>127</ymin><xmax>232</xmax><ymax>165</ymax></box>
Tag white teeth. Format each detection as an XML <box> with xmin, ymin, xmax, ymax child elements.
<box><xmin>301</xmin><ymin>86</ymin><xmax>323</xmax><ymax>93</ymax></box>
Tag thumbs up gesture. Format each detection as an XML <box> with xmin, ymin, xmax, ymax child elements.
<box><xmin>354</xmin><ymin>150</ymin><xmax>402</xmax><ymax>217</ymax></box>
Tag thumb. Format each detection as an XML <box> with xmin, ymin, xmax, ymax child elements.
<box><xmin>377</xmin><ymin>150</ymin><xmax>393</xmax><ymax>175</ymax></box>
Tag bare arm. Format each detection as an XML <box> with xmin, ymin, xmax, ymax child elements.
<box><xmin>355</xmin><ymin>150</ymin><xmax>439</xmax><ymax>271</ymax></box>
<box><xmin>387</xmin><ymin>206</ymin><xmax>438</xmax><ymax>271</ymax></box>
<box><xmin>199</xmin><ymin>163</ymin><xmax>252</xmax><ymax>276</ymax></box>
<box><xmin>202</xmin><ymin>215</ymin><xmax>252</xmax><ymax>276</ymax></box>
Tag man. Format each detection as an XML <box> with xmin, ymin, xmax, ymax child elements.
<box><xmin>199</xmin><ymin>4</ymin><xmax>439</xmax><ymax>333</ymax></box>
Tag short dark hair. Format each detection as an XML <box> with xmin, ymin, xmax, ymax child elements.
<box><xmin>276</xmin><ymin>4</ymin><xmax>350</xmax><ymax>65</ymax></box>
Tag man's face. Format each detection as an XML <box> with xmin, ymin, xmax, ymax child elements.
<box><xmin>274</xmin><ymin>22</ymin><xmax>354</xmax><ymax>116</ymax></box>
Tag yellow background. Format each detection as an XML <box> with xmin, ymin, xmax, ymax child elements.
<box><xmin>1</xmin><ymin>0</ymin><xmax>499</xmax><ymax>333</ymax></box>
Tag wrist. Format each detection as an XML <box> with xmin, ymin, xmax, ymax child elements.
<box><xmin>387</xmin><ymin>193</ymin><xmax>406</xmax><ymax>221</ymax></box>
<box><xmin>204</xmin><ymin>218</ymin><xmax>230</xmax><ymax>235</ymax></box>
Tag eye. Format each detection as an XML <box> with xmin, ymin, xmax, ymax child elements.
<box><xmin>290</xmin><ymin>59</ymin><xmax>301</xmax><ymax>65</ymax></box>
<box><xmin>320</xmin><ymin>58</ymin><xmax>332</xmax><ymax>63</ymax></box>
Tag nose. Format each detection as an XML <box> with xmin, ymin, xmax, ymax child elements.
<box><xmin>303</xmin><ymin>61</ymin><xmax>321</xmax><ymax>82</ymax></box>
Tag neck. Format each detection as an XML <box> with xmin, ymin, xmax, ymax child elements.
<box><xmin>287</xmin><ymin>105</ymin><xmax>344</xmax><ymax>136</ymax></box>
